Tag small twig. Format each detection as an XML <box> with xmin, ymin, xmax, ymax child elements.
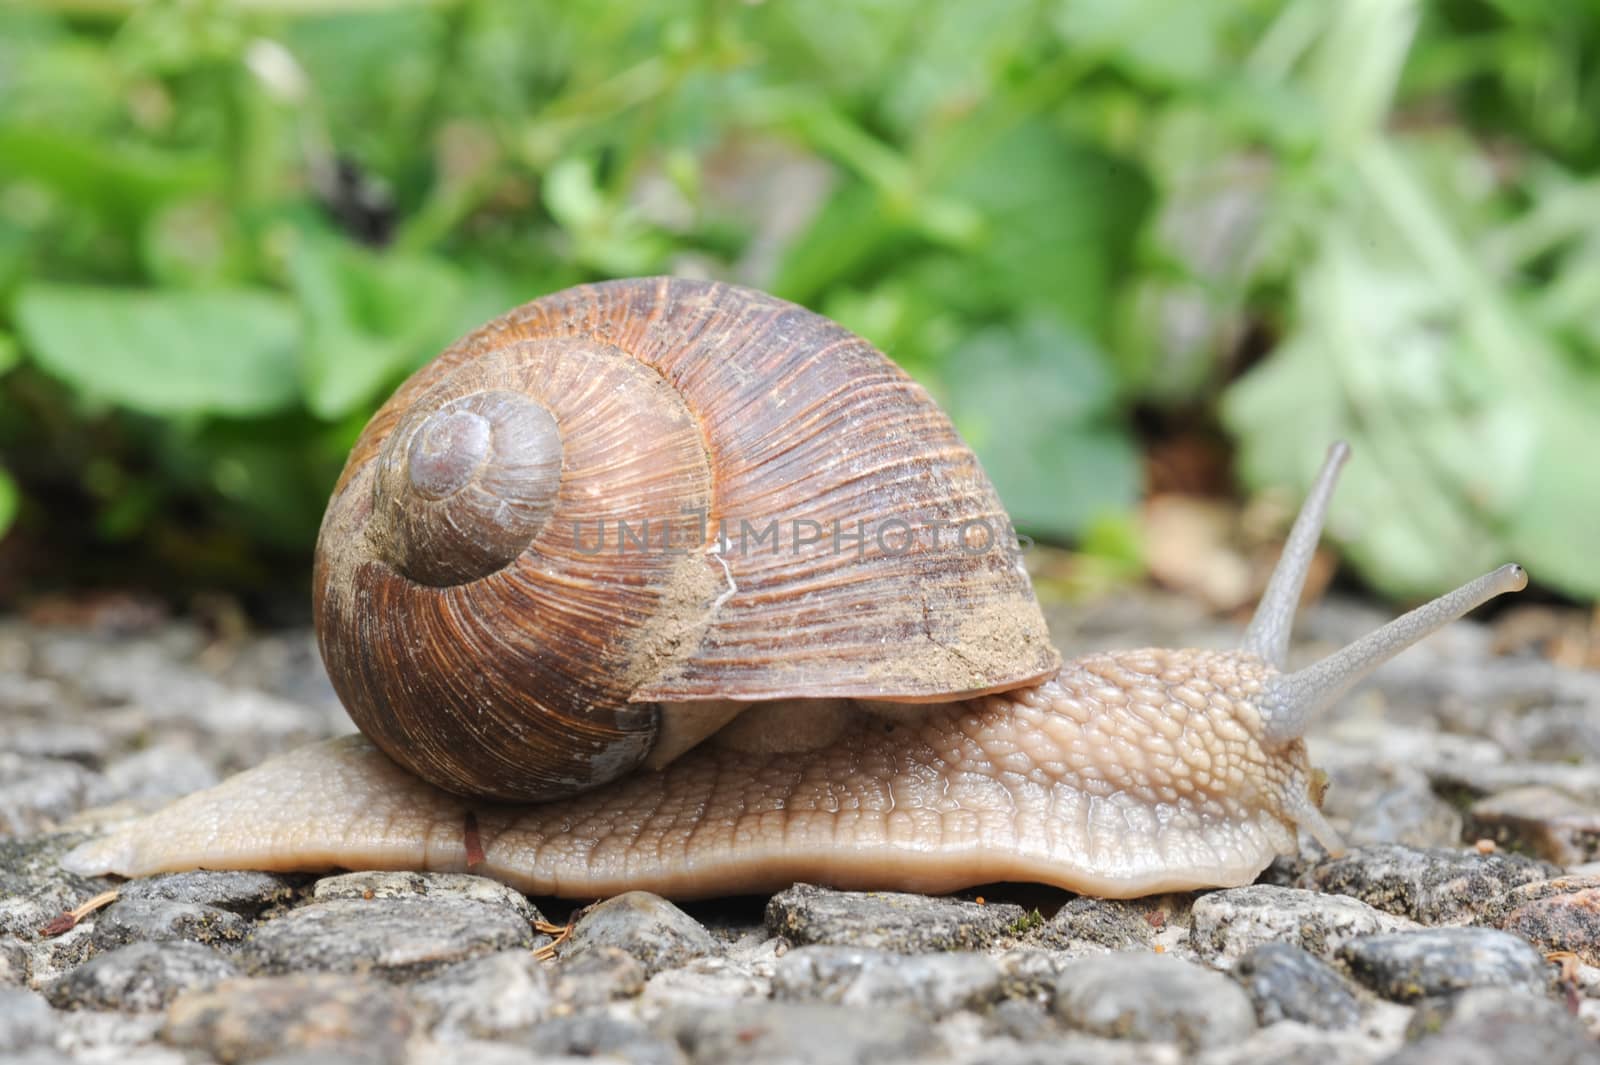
<box><xmin>532</xmin><ymin>920</ymin><xmax>574</xmax><ymax>961</ymax></box>
<box><xmin>532</xmin><ymin>900</ymin><xmax>598</xmax><ymax>962</ymax></box>
<box><xmin>39</xmin><ymin>889</ymin><xmax>119</xmax><ymax>938</ymax></box>
<box><xmin>1547</xmin><ymin>950</ymin><xmax>1582</xmax><ymax>1015</ymax></box>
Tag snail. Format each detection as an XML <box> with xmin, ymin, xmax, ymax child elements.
<box><xmin>63</xmin><ymin>278</ymin><xmax>1527</xmax><ymax>899</ymax></box>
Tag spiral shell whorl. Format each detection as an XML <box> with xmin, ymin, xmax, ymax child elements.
<box><xmin>372</xmin><ymin>389</ymin><xmax>561</xmax><ymax>587</ymax></box>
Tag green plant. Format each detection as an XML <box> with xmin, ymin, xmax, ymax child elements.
<box><xmin>1</xmin><ymin>0</ymin><xmax>1596</xmax><ymax>605</ymax></box>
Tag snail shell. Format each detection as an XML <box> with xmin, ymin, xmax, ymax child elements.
<box><xmin>314</xmin><ymin>278</ymin><xmax>1059</xmax><ymax>802</ymax></box>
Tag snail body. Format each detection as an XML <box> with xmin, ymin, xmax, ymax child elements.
<box><xmin>64</xmin><ymin>279</ymin><xmax>1526</xmax><ymax>899</ymax></box>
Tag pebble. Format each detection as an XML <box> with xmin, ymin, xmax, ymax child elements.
<box><xmin>1199</xmin><ymin>1026</ymin><xmax>1395</xmax><ymax>1065</ymax></box>
<box><xmin>101</xmin><ymin>743</ymin><xmax>220</xmax><ymax>803</ymax></box>
<box><xmin>117</xmin><ymin>869</ymin><xmax>299</xmax><ymax>914</ymax></box>
<box><xmin>0</xmin><ymin>988</ymin><xmax>57</xmax><ymax>1051</ymax></box>
<box><xmin>164</xmin><ymin>973</ymin><xmax>412</xmax><ymax>1063</ymax></box>
<box><xmin>240</xmin><ymin>896</ymin><xmax>535</xmax><ymax>980</ymax></box>
<box><xmin>1465</xmin><ymin>786</ymin><xmax>1600</xmax><ymax>866</ymax></box>
<box><xmin>766</xmin><ymin>884</ymin><xmax>1028</xmax><ymax>953</ymax></box>
<box><xmin>772</xmin><ymin>945</ymin><xmax>1003</xmax><ymax>1017</ymax></box>
<box><xmin>0</xmin><ymin>753</ymin><xmax>110</xmax><ymax>836</ymax></box>
<box><xmin>1050</xmin><ymin>952</ymin><xmax>1257</xmax><ymax>1050</ymax></box>
<box><xmin>1432</xmin><ymin>761</ymin><xmax>1600</xmax><ymax>807</ymax></box>
<box><xmin>1036</xmin><ymin>897</ymin><xmax>1160</xmax><ymax>952</ymax></box>
<box><xmin>1189</xmin><ymin>884</ymin><xmax>1416</xmax><ymax>966</ymax></box>
<box><xmin>0</xmin><ymin>935</ymin><xmax>32</xmax><ymax>986</ymax></box>
<box><xmin>959</xmin><ymin>1036</ymin><xmax>1178</xmax><ymax>1065</ymax></box>
<box><xmin>0</xmin><ymin>835</ymin><xmax>111</xmax><ymax>940</ymax></box>
<box><xmin>11</xmin><ymin>605</ymin><xmax>1600</xmax><ymax>1063</ymax></box>
<box><xmin>1336</xmin><ymin>927</ymin><xmax>1552</xmax><ymax>1001</ymax></box>
<box><xmin>46</xmin><ymin>941</ymin><xmax>238</xmax><ymax>1012</ymax></box>
<box><xmin>91</xmin><ymin>897</ymin><xmax>254</xmax><ymax>951</ymax></box>
<box><xmin>410</xmin><ymin>949</ymin><xmax>553</xmax><ymax>1039</ymax></box>
<box><xmin>405</xmin><ymin>1040</ymin><xmax>549</xmax><ymax>1065</ymax></box>
<box><xmin>525</xmin><ymin>1011</ymin><xmax>686</xmax><ymax>1065</ymax></box>
<box><xmin>642</xmin><ymin>956</ymin><xmax>770</xmax><ymax>1009</ymax></box>
<box><xmin>1384</xmin><ymin>987</ymin><xmax>1597</xmax><ymax>1065</ymax></box>
<box><xmin>563</xmin><ymin>891</ymin><xmax>717</xmax><ymax>976</ymax></box>
<box><xmin>1405</xmin><ymin>985</ymin><xmax>1573</xmax><ymax>1038</ymax></box>
<box><xmin>1296</xmin><ymin>844</ymin><xmax>1555</xmax><ymax>923</ymax></box>
<box><xmin>548</xmin><ymin>945</ymin><xmax>648</xmax><ymax>1010</ymax></box>
<box><xmin>663</xmin><ymin>1002</ymin><xmax>943</xmax><ymax>1065</ymax></box>
<box><xmin>1312</xmin><ymin>744</ymin><xmax>1464</xmax><ymax>848</ymax></box>
<box><xmin>1230</xmin><ymin>942</ymin><xmax>1362</xmax><ymax>1029</ymax></box>
<box><xmin>312</xmin><ymin>870</ymin><xmax>542</xmax><ymax>924</ymax></box>
<box><xmin>1493</xmin><ymin>877</ymin><xmax>1600</xmax><ymax>965</ymax></box>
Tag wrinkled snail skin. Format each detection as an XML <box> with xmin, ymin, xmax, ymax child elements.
<box><xmin>60</xmin><ymin>280</ymin><xmax>1530</xmax><ymax>900</ymax></box>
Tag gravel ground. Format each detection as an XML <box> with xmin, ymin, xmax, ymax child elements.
<box><xmin>1</xmin><ymin>591</ymin><xmax>1598</xmax><ymax>1064</ymax></box>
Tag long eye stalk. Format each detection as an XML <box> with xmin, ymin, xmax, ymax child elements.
<box><xmin>1260</xmin><ymin>563</ymin><xmax>1526</xmax><ymax>744</ymax></box>
<box><xmin>1241</xmin><ymin>441</ymin><xmax>1349</xmax><ymax>669</ymax></box>
<box><xmin>1240</xmin><ymin>441</ymin><xmax>1527</xmax><ymax>745</ymax></box>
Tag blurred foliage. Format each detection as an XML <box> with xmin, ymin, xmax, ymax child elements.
<box><xmin>0</xmin><ymin>0</ymin><xmax>1598</xmax><ymax>606</ymax></box>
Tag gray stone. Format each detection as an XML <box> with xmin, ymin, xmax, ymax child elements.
<box><xmin>1337</xmin><ymin>928</ymin><xmax>1552</xmax><ymax>1001</ymax></box>
<box><xmin>91</xmin><ymin>897</ymin><xmax>254</xmax><ymax>951</ymax></box>
<box><xmin>1432</xmin><ymin>761</ymin><xmax>1600</xmax><ymax>807</ymax></box>
<box><xmin>547</xmin><ymin>944</ymin><xmax>647</xmax><ymax>1009</ymax></box>
<box><xmin>994</xmin><ymin>950</ymin><xmax>1076</xmax><ymax>1001</ymax></box>
<box><xmin>311</xmin><ymin>870</ymin><xmax>542</xmax><ymax>925</ymax></box>
<box><xmin>164</xmin><ymin>973</ymin><xmax>411</xmax><ymax>1063</ymax></box>
<box><xmin>1232</xmin><ymin>942</ymin><xmax>1362</xmax><ymax>1029</ymax></box>
<box><xmin>955</xmin><ymin>1036</ymin><xmax>1167</xmax><ymax>1065</ymax></box>
<box><xmin>0</xmin><ymin>988</ymin><xmax>56</xmax><ymax>1051</ymax></box>
<box><xmin>1036</xmin><ymin>897</ymin><xmax>1160</xmax><ymax>952</ymax></box>
<box><xmin>402</xmin><ymin>1041</ymin><xmax>547</xmax><ymax>1065</ymax></box>
<box><xmin>642</xmin><ymin>956</ymin><xmax>769</xmax><ymax>1009</ymax></box>
<box><xmin>772</xmin><ymin>945</ymin><xmax>1003</xmax><ymax>1017</ymax></box>
<box><xmin>410</xmin><ymin>950</ymin><xmax>553</xmax><ymax>1039</ymax></box>
<box><xmin>118</xmin><ymin>870</ymin><xmax>299</xmax><ymax>914</ymax></box>
<box><xmin>563</xmin><ymin>891</ymin><xmax>716</xmax><ymax>976</ymax></box>
<box><xmin>0</xmin><ymin>753</ymin><xmax>110</xmax><ymax>835</ymax></box>
<box><xmin>46</xmin><ymin>941</ymin><xmax>238</xmax><ymax>1012</ymax></box>
<box><xmin>0</xmin><ymin>834</ymin><xmax>112</xmax><ymax>939</ymax></box>
<box><xmin>1315</xmin><ymin>752</ymin><xmax>1463</xmax><ymax>849</ymax></box>
<box><xmin>1195</xmin><ymin>1026</ymin><xmax>1395</xmax><ymax>1065</ymax></box>
<box><xmin>1405</xmin><ymin>986</ymin><xmax>1572</xmax><ymax>1039</ymax></box>
<box><xmin>1296</xmin><ymin>844</ymin><xmax>1555</xmax><ymax>923</ymax></box>
<box><xmin>526</xmin><ymin>1011</ymin><xmax>685</xmax><ymax>1065</ymax></box>
<box><xmin>982</xmin><ymin>998</ymin><xmax>1057</xmax><ymax>1044</ymax></box>
<box><xmin>1190</xmin><ymin>884</ymin><xmax>1416</xmax><ymax>966</ymax></box>
<box><xmin>0</xmin><ymin>935</ymin><xmax>30</xmax><ymax>987</ymax></box>
<box><xmin>766</xmin><ymin>884</ymin><xmax>1028</xmax><ymax>953</ymax></box>
<box><xmin>663</xmin><ymin>1002</ymin><xmax>942</xmax><ymax>1065</ymax></box>
<box><xmin>101</xmin><ymin>743</ymin><xmax>220</xmax><ymax>803</ymax></box>
<box><xmin>1465</xmin><ymin>786</ymin><xmax>1600</xmax><ymax>866</ymax></box>
<box><xmin>1382</xmin><ymin>988</ymin><xmax>1596</xmax><ymax>1065</ymax></box>
<box><xmin>1051</xmin><ymin>952</ymin><xmax>1256</xmax><ymax>1050</ymax></box>
<box><xmin>241</xmin><ymin>896</ymin><xmax>534</xmax><ymax>980</ymax></box>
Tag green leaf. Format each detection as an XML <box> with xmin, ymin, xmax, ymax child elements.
<box><xmin>1224</xmin><ymin>224</ymin><xmax>1600</xmax><ymax>601</ymax></box>
<box><xmin>942</xmin><ymin>314</ymin><xmax>1139</xmax><ymax>539</ymax></box>
<box><xmin>289</xmin><ymin>234</ymin><xmax>465</xmax><ymax>420</ymax></box>
<box><xmin>0</xmin><ymin>126</ymin><xmax>218</xmax><ymax>229</ymax></box>
<box><xmin>14</xmin><ymin>284</ymin><xmax>301</xmax><ymax>417</ymax></box>
<box><xmin>1052</xmin><ymin>0</ymin><xmax>1230</xmax><ymax>86</ymax></box>
<box><xmin>935</xmin><ymin>120</ymin><xmax>1152</xmax><ymax>332</ymax></box>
